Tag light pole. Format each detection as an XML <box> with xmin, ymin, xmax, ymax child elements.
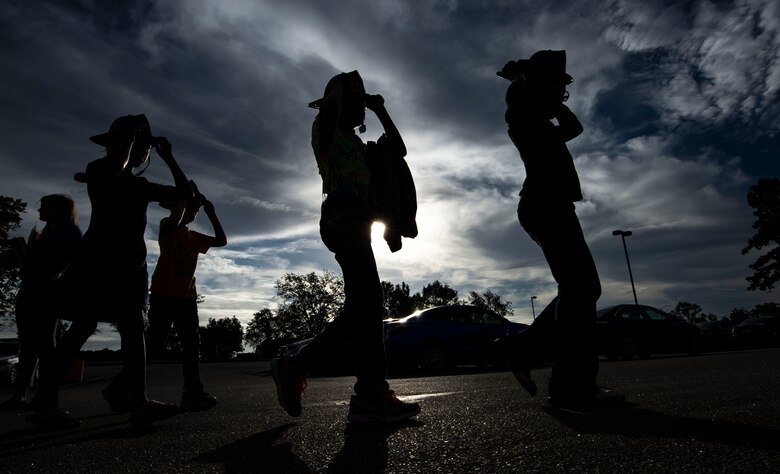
<box><xmin>612</xmin><ymin>229</ymin><xmax>638</xmax><ymax>305</ymax></box>
<box><xmin>531</xmin><ymin>295</ymin><xmax>537</xmax><ymax>319</ymax></box>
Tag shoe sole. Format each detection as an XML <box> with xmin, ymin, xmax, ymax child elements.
<box><xmin>270</xmin><ymin>359</ymin><xmax>302</xmax><ymax>417</ymax></box>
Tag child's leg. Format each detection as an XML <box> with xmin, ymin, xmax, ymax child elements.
<box><xmin>145</xmin><ymin>293</ymin><xmax>176</xmax><ymax>363</ymax></box>
<box><xmin>174</xmin><ymin>297</ymin><xmax>203</xmax><ymax>393</ymax></box>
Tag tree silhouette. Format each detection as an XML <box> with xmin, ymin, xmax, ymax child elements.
<box><xmin>199</xmin><ymin>316</ymin><xmax>244</xmax><ymax>361</ymax></box>
<box><xmin>245</xmin><ymin>308</ymin><xmax>273</xmax><ymax>348</ymax></box>
<box><xmin>728</xmin><ymin>307</ymin><xmax>751</xmax><ymax>325</ymax></box>
<box><xmin>242</xmin><ymin>272</ymin><xmax>345</xmax><ymax>353</ymax></box>
<box><xmin>671</xmin><ymin>301</ymin><xmax>703</xmax><ymax>323</ymax></box>
<box><xmin>752</xmin><ymin>302</ymin><xmax>780</xmax><ymax>317</ymax></box>
<box><xmin>244</xmin><ymin>308</ymin><xmax>287</xmax><ymax>356</ymax></box>
<box><xmin>274</xmin><ymin>271</ymin><xmax>344</xmax><ymax>339</ymax></box>
<box><xmin>466</xmin><ymin>289</ymin><xmax>514</xmax><ymax>316</ymax></box>
<box><xmin>0</xmin><ymin>195</ymin><xmax>26</xmax><ymax>327</ymax></box>
<box><xmin>416</xmin><ymin>280</ymin><xmax>459</xmax><ymax>308</ymax></box>
<box><xmin>382</xmin><ymin>281</ymin><xmax>415</xmax><ymax>317</ymax></box>
<box><xmin>742</xmin><ymin>178</ymin><xmax>780</xmax><ymax>291</ymax></box>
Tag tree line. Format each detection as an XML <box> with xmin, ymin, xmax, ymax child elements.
<box><xmin>669</xmin><ymin>300</ymin><xmax>780</xmax><ymax>325</ymax></box>
<box><xmin>241</xmin><ymin>271</ymin><xmax>513</xmax><ymax>356</ymax></box>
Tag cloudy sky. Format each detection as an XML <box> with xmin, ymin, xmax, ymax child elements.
<box><xmin>1</xmin><ymin>0</ymin><xmax>778</xmax><ymax>349</ymax></box>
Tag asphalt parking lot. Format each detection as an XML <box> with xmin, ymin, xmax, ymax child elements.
<box><xmin>1</xmin><ymin>349</ymin><xmax>778</xmax><ymax>473</ymax></box>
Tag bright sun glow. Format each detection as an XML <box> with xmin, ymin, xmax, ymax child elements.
<box><xmin>371</xmin><ymin>222</ymin><xmax>386</xmax><ymax>242</ymax></box>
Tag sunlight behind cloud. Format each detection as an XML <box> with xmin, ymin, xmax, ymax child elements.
<box><xmin>371</xmin><ymin>222</ymin><xmax>386</xmax><ymax>243</ymax></box>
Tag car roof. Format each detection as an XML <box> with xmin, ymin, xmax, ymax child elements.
<box><xmin>598</xmin><ymin>304</ymin><xmax>662</xmax><ymax>311</ymax></box>
<box><xmin>412</xmin><ymin>304</ymin><xmax>498</xmax><ymax>313</ymax></box>
<box><xmin>597</xmin><ymin>304</ymin><xmax>670</xmax><ymax>317</ymax></box>
<box><xmin>739</xmin><ymin>315</ymin><xmax>780</xmax><ymax>324</ymax></box>
<box><xmin>401</xmin><ymin>304</ymin><xmax>507</xmax><ymax>320</ymax></box>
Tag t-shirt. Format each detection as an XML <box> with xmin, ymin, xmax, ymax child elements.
<box><xmin>64</xmin><ymin>157</ymin><xmax>182</xmax><ymax>316</ymax></box>
<box><xmin>150</xmin><ymin>217</ymin><xmax>211</xmax><ymax>298</ymax></box>
<box><xmin>506</xmin><ymin>104</ymin><xmax>583</xmax><ymax>203</ymax></box>
<box><xmin>77</xmin><ymin>158</ymin><xmax>181</xmax><ymax>274</ymax></box>
<box><xmin>18</xmin><ymin>224</ymin><xmax>82</xmax><ymax>299</ymax></box>
<box><xmin>311</xmin><ymin>116</ymin><xmax>371</xmax><ymax>199</ymax></box>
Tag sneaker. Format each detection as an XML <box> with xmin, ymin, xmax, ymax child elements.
<box><xmin>495</xmin><ymin>335</ymin><xmax>537</xmax><ymax>396</ymax></box>
<box><xmin>549</xmin><ymin>386</ymin><xmax>625</xmax><ymax>409</ymax></box>
<box><xmin>129</xmin><ymin>400</ymin><xmax>180</xmax><ymax>426</ymax></box>
<box><xmin>102</xmin><ymin>385</ymin><xmax>136</xmax><ymax>414</ymax></box>
<box><xmin>180</xmin><ymin>391</ymin><xmax>218</xmax><ymax>411</ymax></box>
<box><xmin>26</xmin><ymin>407</ymin><xmax>80</xmax><ymax>429</ymax></box>
<box><xmin>270</xmin><ymin>357</ymin><xmax>307</xmax><ymax>417</ymax></box>
<box><xmin>347</xmin><ymin>390</ymin><xmax>421</xmax><ymax>423</ymax></box>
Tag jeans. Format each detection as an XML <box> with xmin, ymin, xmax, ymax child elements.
<box><xmin>33</xmin><ymin>310</ymin><xmax>147</xmax><ymax>409</ymax></box>
<box><xmin>33</xmin><ymin>263</ymin><xmax>149</xmax><ymax>410</ymax></box>
<box><xmin>13</xmin><ymin>289</ymin><xmax>57</xmax><ymax>394</ymax></box>
<box><xmin>145</xmin><ymin>293</ymin><xmax>203</xmax><ymax>393</ymax></box>
<box><xmin>516</xmin><ymin>194</ymin><xmax>601</xmax><ymax>399</ymax></box>
<box><xmin>292</xmin><ymin>193</ymin><xmax>388</xmax><ymax>398</ymax></box>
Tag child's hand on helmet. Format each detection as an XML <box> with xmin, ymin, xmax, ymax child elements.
<box><xmin>365</xmin><ymin>94</ymin><xmax>385</xmax><ymax>112</ymax></box>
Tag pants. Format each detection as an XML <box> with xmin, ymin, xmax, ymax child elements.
<box><xmin>292</xmin><ymin>193</ymin><xmax>388</xmax><ymax>398</ymax></box>
<box><xmin>34</xmin><ymin>263</ymin><xmax>149</xmax><ymax>410</ymax></box>
<box><xmin>145</xmin><ymin>293</ymin><xmax>203</xmax><ymax>393</ymax></box>
<box><xmin>517</xmin><ymin>195</ymin><xmax>601</xmax><ymax>399</ymax></box>
<box><xmin>13</xmin><ymin>289</ymin><xmax>57</xmax><ymax>395</ymax></box>
<box><xmin>33</xmin><ymin>310</ymin><xmax>147</xmax><ymax>409</ymax></box>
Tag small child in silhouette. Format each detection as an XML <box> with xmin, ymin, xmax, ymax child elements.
<box><xmin>496</xmin><ymin>51</ymin><xmax>624</xmax><ymax>408</ymax></box>
<box><xmin>146</xmin><ymin>184</ymin><xmax>226</xmax><ymax>410</ymax></box>
<box><xmin>271</xmin><ymin>71</ymin><xmax>421</xmax><ymax>423</ymax></box>
<box><xmin>1</xmin><ymin>195</ymin><xmax>81</xmax><ymax>412</ymax></box>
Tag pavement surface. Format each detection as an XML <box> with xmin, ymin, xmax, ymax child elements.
<box><xmin>1</xmin><ymin>349</ymin><xmax>779</xmax><ymax>473</ymax></box>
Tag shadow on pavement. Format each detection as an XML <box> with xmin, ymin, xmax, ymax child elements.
<box><xmin>191</xmin><ymin>419</ymin><xmax>424</xmax><ymax>473</ymax></box>
<box><xmin>0</xmin><ymin>418</ymin><xmax>129</xmax><ymax>458</ymax></box>
<box><xmin>193</xmin><ymin>423</ymin><xmax>311</xmax><ymax>473</ymax></box>
<box><xmin>327</xmin><ymin>419</ymin><xmax>424</xmax><ymax>473</ymax></box>
<box><xmin>543</xmin><ymin>403</ymin><xmax>780</xmax><ymax>452</ymax></box>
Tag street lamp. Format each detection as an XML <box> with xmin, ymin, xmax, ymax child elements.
<box><xmin>612</xmin><ymin>229</ymin><xmax>638</xmax><ymax>305</ymax></box>
<box><xmin>531</xmin><ymin>295</ymin><xmax>537</xmax><ymax>319</ymax></box>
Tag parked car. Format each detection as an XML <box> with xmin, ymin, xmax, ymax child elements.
<box><xmin>278</xmin><ymin>338</ymin><xmax>313</xmax><ymax>359</ymax></box>
<box><xmin>596</xmin><ymin>304</ymin><xmax>701</xmax><ymax>359</ymax></box>
<box><xmin>1</xmin><ymin>354</ymin><xmax>20</xmax><ymax>384</ymax></box>
<box><xmin>384</xmin><ymin>305</ymin><xmax>528</xmax><ymax>371</ymax></box>
<box><xmin>279</xmin><ymin>305</ymin><xmax>529</xmax><ymax>373</ymax></box>
<box><xmin>0</xmin><ymin>338</ymin><xmax>20</xmax><ymax>384</ymax></box>
<box><xmin>696</xmin><ymin>319</ymin><xmax>735</xmax><ymax>351</ymax></box>
<box><xmin>732</xmin><ymin>315</ymin><xmax>780</xmax><ymax>348</ymax></box>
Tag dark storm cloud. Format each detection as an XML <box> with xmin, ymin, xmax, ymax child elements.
<box><xmin>0</xmin><ymin>0</ymin><xmax>329</xmax><ymax>241</ymax></box>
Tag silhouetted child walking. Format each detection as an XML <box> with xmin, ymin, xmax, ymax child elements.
<box><xmin>145</xmin><ymin>185</ymin><xmax>226</xmax><ymax>410</ymax></box>
<box><xmin>271</xmin><ymin>70</ymin><xmax>420</xmax><ymax>423</ymax></box>
<box><xmin>1</xmin><ymin>195</ymin><xmax>81</xmax><ymax>412</ymax></box>
<box><xmin>495</xmin><ymin>50</ymin><xmax>624</xmax><ymax>408</ymax></box>
<box><xmin>30</xmin><ymin>114</ymin><xmax>193</xmax><ymax>428</ymax></box>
